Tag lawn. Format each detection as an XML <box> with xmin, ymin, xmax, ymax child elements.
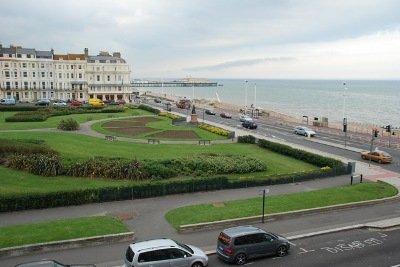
<box><xmin>0</xmin><ymin>216</ymin><xmax>129</xmax><ymax>248</ymax></box>
<box><xmin>165</xmin><ymin>182</ymin><xmax>398</xmax><ymax>229</ymax></box>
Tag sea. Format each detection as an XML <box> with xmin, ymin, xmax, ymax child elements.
<box><xmin>140</xmin><ymin>79</ymin><xmax>400</xmax><ymax>127</ymax></box>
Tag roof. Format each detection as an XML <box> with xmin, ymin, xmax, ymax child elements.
<box><xmin>54</xmin><ymin>54</ymin><xmax>86</xmax><ymax>60</ymax></box>
<box><xmin>36</xmin><ymin>50</ymin><xmax>53</xmax><ymax>59</ymax></box>
<box><xmin>221</xmin><ymin>226</ymin><xmax>264</xmax><ymax>237</ymax></box>
<box><xmin>87</xmin><ymin>55</ymin><xmax>126</xmax><ymax>63</ymax></box>
<box><xmin>129</xmin><ymin>238</ymin><xmax>177</xmax><ymax>252</ymax></box>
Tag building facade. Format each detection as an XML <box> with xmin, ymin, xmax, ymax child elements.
<box><xmin>0</xmin><ymin>44</ymin><xmax>135</xmax><ymax>103</ymax></box>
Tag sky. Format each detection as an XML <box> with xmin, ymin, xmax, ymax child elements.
<box><xmin>1</xmin><ymin>0</ymin><xmax>400</xmax><ymax>80</ymax></box>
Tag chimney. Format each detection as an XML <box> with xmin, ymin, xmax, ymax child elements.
<box><xmin>84</xmin><ymin>48</ymin><xmax>89</xmax><ymax>57</ymax></box>
<box><xmin>113</xmin><ymin>52</ymin><xmax>121</xmax><ymax>58</ymax></box>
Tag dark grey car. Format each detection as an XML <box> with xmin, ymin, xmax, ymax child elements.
<box><xmin>216</xmin><ymin>226</ymin><xmax>290</xmax><ymax>265</ymax></box>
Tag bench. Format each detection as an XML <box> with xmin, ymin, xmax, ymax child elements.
<box><xmin>105</xmin><ymin>135</ymin><xmax>116</xmax><ymax>141</ymax></box>
<box><xmin>148</xmin><ymin>139</ymin><xmax>160</xmax><ymax>144</ymax></box>
<box><xmin>198</xmin><ymin>140</ymin><xmax>211</xmax><ymax>145</ymax></box>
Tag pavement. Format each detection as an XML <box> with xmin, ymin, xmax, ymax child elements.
<box><xmin>1</xmin><ymin>116</ymin><xmax>400</xmax><ymax>258</ymax></box>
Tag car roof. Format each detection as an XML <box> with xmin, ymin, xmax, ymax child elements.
<box><xmin>129</xmin><ymin>238</ymin><xmax>177</xmax><ymax>252</ymax></box>
<box><xmin>221</xmin><ymin>226</ymin><xmax>265</xmax><ymax>237</ymax></box>
<box><xmin>15</xmin><ymin>260</ymin><xmax>65</xmax><ymax>267</ymax></box>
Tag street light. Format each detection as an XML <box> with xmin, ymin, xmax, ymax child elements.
<box><xmin>244</xmin><ymin>80</ymin><xmax>248</xmax><ymax>109</ymax></box>
<box><xmin>343</xmin><ymin>82</ymin><xmax>348</xmax><ymax>147</ymax></box>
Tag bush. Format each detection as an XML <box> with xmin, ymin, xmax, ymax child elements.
<box><xmin>257</xmin><ymin>139</ymin><xmax>344</xmax><ymax>168</ymax></box>
<box><xmin>57</xmin><ymin>118</ymin><xmax>80</xmax><ymax>131</ymax></box>
<box><xmin>198</xmin><ymin>123</ymin><xmax>230</xmax><ymax>137</ymax></box>
<box><xmin>238</xmin><ymin>135</ymin><xmax>256</xmax><ymax>144</ymax></box>
<box><xmin>138</xmin><ymin>104</ymin><xmax>160</xmax><ymax>114</ymax></box>
<box><xmin>0</xmin><ymin>139</ymin><xmax>58</xmax><ymax>158</ymax></box>
<box><xmin>6</xmin><ymin>153</ymin><xmax>63</xmax><ymax>176</ymax></box>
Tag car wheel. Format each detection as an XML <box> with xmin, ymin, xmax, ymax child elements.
<box><xmin>378</xmin><ymin>159</ymin><xmax>382</xmax><ymax>164</ymax></box>
<box><xmin>276</xmin><ymin>245</ymin><xmax>288</xmax><ymax>257</ymax></box>
<box><xmin>191</xmin><ymin>262</ymin><xmax>203</xmax><ymax>267</ymax></box>
<box><xmin>361</xmin><ymin>155</ymin><xmax>366</xmax><ymax>159</ymax></box>
<box><xmin>304</xmin><ymin>133</ymin><xmax>307</xmax><ymax>136</ymax></box>
<box><xmin>235</xmin><ymin>253</ymin><xmax>247</xmax><ymax>265</ymax></box>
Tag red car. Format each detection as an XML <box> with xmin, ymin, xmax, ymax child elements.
<box><xmin>70</xmin><ymin>100</ymin><xmax>82</xmax><ymax>106</ymax></box>
<box><xmin>220</xmin><ymin>112</ymin><xmax>232</xmax><ymax>118</ymax></box>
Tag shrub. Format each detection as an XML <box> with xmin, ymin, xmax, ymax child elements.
<box><xmin>57</xmin><ymin>118</ymin><xmax>80</xmax><ymax>131</ymax></box>
<box><xmin>138</xmin><ymin>104</ymin><xmax>160</xmax><ymax>114</ymax></box>
<box><xmin>238</xmin><ymin>135</ymin><xmax>256</xmax><ymax>144</ymax></box>
<box><xmin>6</xmin><ymin>153</ymin><xmax>63</xmax><ymax>176</ymax></box>
<box><xmin>0</xmin><ymin>139</ymin><xmax>58</xmax><ymax>158</ymax></box>
<box><xmin>198</xmin><ymin>123</ymin><xmax>230</xmax><ymax>136</ymax></box>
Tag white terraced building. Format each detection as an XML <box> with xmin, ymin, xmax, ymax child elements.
<box><xmin>0</xmin><ymin>44</ymin><xmax>136</xmax><ymax>103</ymax></box>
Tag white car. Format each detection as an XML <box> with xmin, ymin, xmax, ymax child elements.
<box><xmin>239</xmin><ymin>114</ymin><xmax>252</xmax><ymax>122</ymax></box>
<box><xmin>52</xmin><ymin>100</ymin><xmax>67</xmax><ymax>107</ymax></box>
<box><xmin>294</xmin><ymin>126</ymin><xmax>316</xmax><ymax>137</ymax></box>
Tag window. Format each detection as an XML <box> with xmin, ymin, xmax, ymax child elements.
<box><xmin>5</xmin><ymin>63</ymin><xmax>9</xmax><ymax>67</ymax></box>
<box><xmin>33</xmin><ymin>82</ymin><xmax>36</xmax><ymax>88</ymax></box>
<box><xmin>71</xmin><ymin>65</ymin><xmax>74</xmax><ymax>69</ymax></box>
<box><xmin>51</xmin><ymin>82</ymin><xmax>53</xmax><ymax>89</ymax></box>
<box><xmin>79</xmin><ymin>73</ymin><xmax>82</xmax><ymax>79</ymax></box>
<box><xmin>59</xmin><ymin>73</ymin><xmax>62</xmax><ymax>79</ymax></box>
<box><xmin>5</xmin><ymin>71</ymin><xmax>10</xmax><ymax>78</ymax></box>
<box><xmin>71</xmin><ymin>73</ymin><xmax>74</xmax><ymax>78</ymax></box>
<box><xmin>59</xmin><ymin>83</ymin><xmax>62</xmax><ymax>89</ymax></box>
<box><xmin>50</xmin><ymin>72</ymin><xmax>53</xmax><ymax>78</ymax></box>
<box><xmin>33</xmin><ymin>72</ymin><xmax>36</xmax><ymax>77</ymax></box>
<box><xmin>41</xmin><ymin>72</ymin><xmax>45</xmax><ymax>78</ymax></box>
<box><xmin>32</xmin><ymin>63</ymin><xmax>35</xmax><ymax>68</ymax></box>
<box><xmin>67</xmin><ymin>73</ymin><xmax>69</xmax><ymax>79</ymax></box>
<box><xmin>15</xmin><ymin>82</ymin><xmax>18</xmax><ymax>89</ymax></box>
<box><xmin>41</xmin><ymin>63</ymin><xmax>44</xmax><ymax>68</ymax></box>
<box><xmin>23</xmin><ymin>72</ymin><xmax>28</xmax><ymax>77</ymax></box>
<box><xmin>42</xmin><ymin>82</ymin><xmax>46</xmax><ymax>89</ymax></box>
<box><xmin>58</xmin><ymin>65</ymin><xmax>61</xmax><ymax>69</ymax></box>
<box><xmin>24</xmin><ymin>82</ymin><xmax>28</xmax><ymax>89</ymax></box>
<box><xmin>22</xmin><ymin>63</ymin><xmax>27</xmax><ymax>68</ymax></box>
<box><xmin>97</xmin><ymin>75</ymin><xmax>100</xmax><ymax>81</ymax></box>
<box><xmin>14</xmin><ymin>71</ymin><xmax>18</xmax><ymax>78</ymax></box>
<box><xmin>107</xmin><ymin>75</ymin><xmax>110</xmax><ymax>81</ymax></box>
<box><xmin>6</xmin><ymin>82</ymin><xmax>11</xmax><ymax>89</ymax></box>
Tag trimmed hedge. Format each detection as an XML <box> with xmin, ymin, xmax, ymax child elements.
<box><xmin>257</xmin><ymin>139</ymin><xmax>343</xmax><ymax>168</ymax></box>
<box><xmin>138</xmin><ymin>104</ymin><xmax>160</xmax><ymax>114</ymax></box>
<box><xmin>5</xmin><ymin>106</ymin><xmax>125</xmax><ymax>122</ymax></box>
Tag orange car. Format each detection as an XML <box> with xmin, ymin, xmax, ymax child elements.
<box><xmin>360</xmin><ymin>150</ymin><xmax>393</xmax><ymax>164</ymax></box>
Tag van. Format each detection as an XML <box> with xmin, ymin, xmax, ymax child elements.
<box><xmin>124</xmin><ymin>238</ymin><xmax>208</xmax><ymax>267</ymax></box>
<box><xmin>216</xmin><ymin>226</ymin><xmax>290</xmax><ymax>265</ymax></box>
<box><xmin>0</xmin><ymin>98</ymin><xmax>16</xmax><ymax>105</ymax></box>
<box><xmin>88</xmin><ymin>98</ymin><xmax>104</xmax><ymax>106</ymax></box>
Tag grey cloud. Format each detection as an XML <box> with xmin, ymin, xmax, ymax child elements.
<box><xmin>183</xmin><ymin>57</ymin><xmax>295</xmax><ymax>71</ymax></box>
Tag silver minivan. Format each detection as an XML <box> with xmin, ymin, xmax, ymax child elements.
<box><xmin>216</xmin><ymin>226</ymin><xmax>290</xmax><ymax>265</ymax></box>
<box><xmin>124</xmin><ymin>238</ymin><xmax>208</xmax><ymax>267</ymax></box>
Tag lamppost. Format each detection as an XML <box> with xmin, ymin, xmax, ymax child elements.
<box><xmin>343</xmin><ymin>82</ymin><xmax>348</xmax><ymax>147</ymax></box>
<box><xmin>244</xmin><ymin>80</ymin><xmax>248</xmax><ymax>110</ymax></box>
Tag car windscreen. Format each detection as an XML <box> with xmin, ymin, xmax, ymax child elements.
<box><xmin>173</xmin><ymin>240</ymin><xmax>194</xmax><ymax>254</ymax></box>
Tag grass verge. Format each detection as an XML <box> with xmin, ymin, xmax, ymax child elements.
<box><xmin>165</xmin><ymin>182</ymin><xmax>398</xmax><ymax>229</ymax></box>
<box><xmin>0</xmin><ymin>216</ymin><xmax>129</xmax><ymax>248</ymax></box>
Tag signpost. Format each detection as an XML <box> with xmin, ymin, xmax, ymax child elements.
<box><xmin>258</xmin><ymin>188</ymin><xmax>270</xmax><ymax>223</ymax></box>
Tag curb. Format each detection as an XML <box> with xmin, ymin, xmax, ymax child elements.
<box><xmin>0</xmin><ymin>232</ymin><xmax>134</xmax><ymax>258</ymax></box>
<box><xmin>179</xmin><ymin>186</ymin><xmax>400</xmax><ymax>233</ymax></box>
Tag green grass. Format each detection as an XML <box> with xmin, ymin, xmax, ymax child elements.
<box><xmin>0</xmin><ymin>216</ymin><xmax>129</xmax><ymax>248</ymax></box>
<box><xmin>0</xmin><ymin>132</ymin><xmax>318</xmax><ymax>176</ymax></box>
<box><xmin>0</xmin><ymin>167</ymin><xmax>134</xmax><ymax>196</ymax></box>
<box><xmin>165</xmin><ymin>182</ymin><xmax>398</xmax><ymax>228</ymax></box>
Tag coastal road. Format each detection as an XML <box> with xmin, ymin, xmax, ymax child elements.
<box><xmin>149</xmin><ymin>100</ymin><xmax>400</xmax><ymax>173</ymax></box>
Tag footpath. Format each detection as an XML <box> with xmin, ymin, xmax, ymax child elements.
<box><xmin>1</xmin><ymin>118</ymin><xmax>400</xmax><ymax>259</ymax></box>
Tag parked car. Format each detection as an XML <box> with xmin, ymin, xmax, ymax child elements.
<box><xmin>52</xmin><ymin>99</ymin><xmax>67</xmax><ymax>107</ymax></box>
<box><xmin>15</xmin><ymin>259</ymin><xmax>96</xmax><ymax>267</ymax></box>
<box><xmin>0</xmin><ymin>98</ymin><xmax>16</xmax><ymax>105</ymax></box>
<box><xmin>220</xmin><ymin>112</ymin><xmax>232</xmax><ymax>118</ymax></box>
<box><xmin>205</xmin><ymin>109</ymin><xmax>216</xmax><ymax>115</ymax></box>
<box><xmin>88</xmin><ymin>98</ymin><xmax>104</xmax><ymax>106</ymax></box>
<box><xmin>216</xmin><ymin>226</ymin><xmax>290</xmax><ymax>265</ymax></box>
<box><xmin>239</xmin><ymin>114</ymin><xmax>252</xmax><ymax>122</ymax></box>
<box><xmin>360</xmin><ymin>150</ymin><xmax>393</xmax><ymax>164</ymax></box>
<box><xmin>34</xmin><ymin>99</ymin><xmax>50</xmax><ymax>106</ymax></box>
<box><xmin>154</xmin><ymin>98</ymin><xmax>162</xmax><ymax>103</ymax></box>
<box><xmin>124</xmin><ymin>238</ymin><xmax>208</xmax><ymax>267</ymax></box>
<box><xmin>70</xmin><ymin>100</ymin><xmax>82</xmax><ymax>106</ymax></box>
<box><xmin>242</xmin><ymin>120</ymin><xmax>257</xmax><ymax>129</ymax></box>
<box><xmin>294</xmin><ymin>126</ymin><xmax>316</xmax><ymax>137</ymax></box>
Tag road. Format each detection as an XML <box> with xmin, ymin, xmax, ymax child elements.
<box><xmin>206</xmin><ymin>228</ymin><xmax>400</xmax><ymax>267</ymax></box>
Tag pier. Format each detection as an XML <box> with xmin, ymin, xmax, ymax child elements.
<box><xmin>130</xmin><ymin>80</ymin><xmax>219</xmax><ymax>87</ymax></box>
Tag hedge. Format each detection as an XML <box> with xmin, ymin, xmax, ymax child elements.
<box><xmin>138</xmin><ymin>104</ymin><xmax>160</xmax><ymax>114</ymax></box>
